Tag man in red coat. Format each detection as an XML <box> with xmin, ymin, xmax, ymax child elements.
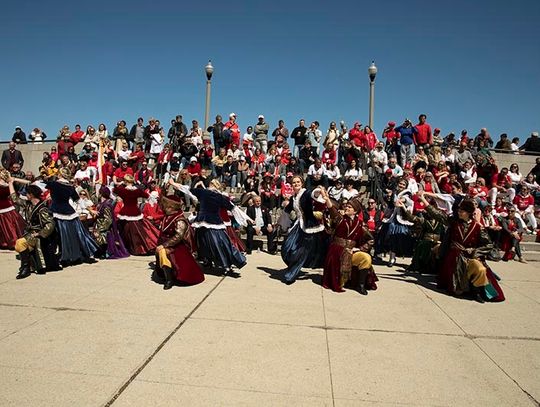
<box><xmin>156</xmin><ymin>195</ymin><xmax>204</xmax><ymax>290</ymax></box>
<box><xmin>320</xmin><ymin>191</ymin><xmax>377</xmax><ymax>295</ymax></box>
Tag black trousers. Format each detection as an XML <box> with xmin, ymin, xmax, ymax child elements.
<box><xmin>246</xmin><ymin>225</ymin><xmax>277</xmax><ymax>254</ymax></box>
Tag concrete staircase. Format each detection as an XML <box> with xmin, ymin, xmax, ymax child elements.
<box><xmin>521</xmin><ymin>232</ymin><xmax>540</xmax><ymax>262</ymax></box>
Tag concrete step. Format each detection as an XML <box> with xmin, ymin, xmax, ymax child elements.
<box><xmin>521</xmin><ymin>233</ymin><xmax>539</xmax><ymax>243</ymax></box>
<box><xmin>520</xmin><ymin>251</ymin><xmax>540</xmax><ymax>262</ymax></box>
<box><xmin>521</xmin><ymin>241</ymin><xmax>540</xmax><ymax>252</ymax></box>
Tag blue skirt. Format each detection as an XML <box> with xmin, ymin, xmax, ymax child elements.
<box><xmin>378</xmin><ymin>220</ymin><xmax>414</xmax><ymax>257</ymax></box>
<box><xmin>281</xmin><ymin>223</ymin><xmax>327</xmax><ymax>283</ymax></box>
<box><xmin>196</xmin><ymin>228</ymin><xmax>246</xmax><ymax>269</ymax></box>
<box><xmin>56</xmin><ymin>218</ymin><xmax>99</xmax><ymax>263</ymax></box>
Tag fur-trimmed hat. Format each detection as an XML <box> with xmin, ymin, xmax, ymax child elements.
<box><xmin>160</xmin><ymin>194</ymin><xmax>184</xmax><ymax>214</ymax></box>
<box><xmin>348</xmin><ymin>196</ymin><xmax>363</xmax><ymax>212</ymax></box>
<box><xmin>459</xmin><ymin>199</ymin><xmax>476</xmax><ymax>215</ymax></box>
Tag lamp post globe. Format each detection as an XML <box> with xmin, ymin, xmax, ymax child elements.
<box><xmin>204</xmin><ymin>60</ymin><xmax>214</xmax><ymax>132</ymax></box>
<box><xmin>368</xmin><ymin>61</ymin><xmax>377</xmax><ymax>82</ymax></box>
<box><xmin>205</xmin><ymin>60</ymin><xmax>214</xmax><ymax>81</ymax></box>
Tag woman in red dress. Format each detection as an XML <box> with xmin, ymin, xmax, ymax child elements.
<box><xmin>113</xmin><ymin>174</ymin><xmax>159</xmax><ymax>255</ymax></box>
<box><xmin>155</xmin><ymin>195</ymin><xmax>204</xmax><ymax>289</ymax></box>
<box><xmin>0</xmin><ymin>170</ymin><xmax>26</xmax><ymax>250</ymax></box>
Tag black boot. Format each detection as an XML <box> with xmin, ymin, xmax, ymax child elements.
<box><xmin>357</xmin><ymin>268</ymin><xmax>369</xmax><ymax>296</ymax></box>
<box><xmin>472</xmin><ymin>286</ymin><xmax>485</xmax><ymax>303</ymax></box>
<box><xmin>16</xmin><ymin>250</ymin><xmax>32</xmax><ymax>280</ymax></box>
<box><xmin>162</xmin><ymin>266</ymin><xmax>175</xmax><ymax>290</ymax></box>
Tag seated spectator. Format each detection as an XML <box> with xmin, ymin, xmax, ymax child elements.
<box><xmin>259</xmin><ymin>173</ymin><xmax>278</xmax><ymax>210</ymax></box>
<box><xmin>460</xmin><ymin>160</ymin><xmax>477</xmax><ymax>185</ymax></box>
<box><xmin>500</xmin><ymin>206</ymin><xmax>526</xmax><ymax>263</ymax></box>
<box><xmin>128</xmin><ymin>143</ymin><xmax>146</xmax><ymax>171</ymax></box>
<box><xmin>74</xmin><ymin>158</ymin><xmax>97</xmax><ymax>189</ymax></box>
<box><xmin>324</xmin><ymin>162</ymin><xmax>341</xmax><ymax>186</ymax></box>
<box><xmin>12</xmin><ymin>126</ymin><xmax>27</xmax><ymax>144</ymax></box>
<box><xmin>480</xmin><ymin>203</ymin><xmax>502</xmax><ymax>245</ymax></box>
<box><xmin>245</xmin><ymin>195</ymin><xmax>277</xmax><ymax>255</ymax></box>
<box><xmin>298</xmin><ymin>140</ymin><xmax>317</xmax><ymax>173</ymax></box>
<box><xmin>307</xmin><ymin>158</ymin><xmax>327</xmax><ymax>188</ymax></box>
<box><xmin>251</xmin><ymin>148</ymin><xmax>266</xmax><ymax>176</ymax></box>
<box><xmin>135</xmin><ymin>161</ymin><xmax>154</xmax><ymax>188</ymax></box>
<box><xmin>519</xmin><ymin>131</ymin><xmax>540</xmax><ymax>153</ymax></box>
<box><xmin>30</xmin><ymin>128</ymin><xmax>47</xmax><ymax>144</ymax></box>
<box><xmin>186</xmin><ymin>156</ymin><xmax>202</xmax><ymax>177</ymax></box>
<box><xmin>508</xmin><ymin>163</ymin><xmax>523</xmax><ymax>189</ymax></box>
<box><xmin>113</xmin><ymin>161</ymin><xmax>134</xmax><ymax>185</ymax></box>
<box><xmin>221</xmin><ymin>155</ymin><xmax>237</xmax><ymax>188</ymax></box>
<box><xmin>142</xmin><ymin>191</ymin><xmax>164</xmax><ymax>227</ymax></box>
<box><xmin>488</xmin><ymin>167</ymin><xmax>515</xmax><ymax>205</ymax></box>
<box><xmin>236</xmin><ymin>156</ymin><xmax>250</xmax><ymax>190</ymax></box>
<box><xmin>342</xmin><ymin>180</ymin><xmax>359</xmax><ymax>200</ymax></box>
<box><xmin>468</xmin><ymin>178</ymin><xmax>488</xmax><ymax>202</ymax></box>
<box><xmin>321</xmin><ymin>143</ymin><xmax>337</xmax><ymax>165</ymax></box>
<box><xmin>370</xmin><ymin>142</ymin><xmax>388</xmax><ymax>171</ymax></box>
<box><xmin>513</xmin><ymin>185</ymin><xmax>537</xmax><ymax>233</ymax></box>
<box><xmin>383</xmin><ymin>157</ymin><xmax>403</xmax><ymax>177</ymax></box>
<box><xmin>70</xmin><ymin>124</ymin><xmax>85</xmax><ymax>144</ymax></box>
<box><xmin>328</xmin><ymin>179</ymin><xmax>345</xmax><ymax>201</ymax></box>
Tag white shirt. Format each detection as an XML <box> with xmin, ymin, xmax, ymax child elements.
<box><xmin>342</xmin><ymin>188</ymin><xmax>359</xmax><ymax>199</ymax></box>
<box><xmin>344</xmin><ymin>168</ymin><xmax>362</xmax><ymax>180</ymax></box>
<box><xmin>308</xmin><ymin>165</ymin><xmax>325</xmax><ymax>176</ymax></box>
<box><xmin>254</xmin><ymin>206</ymin><xmax>264</xmax><ymax>228</ymax></box>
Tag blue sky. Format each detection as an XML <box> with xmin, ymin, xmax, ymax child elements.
<box><xmin>0</xmin><ymin>0</ymin><xmax>539</xmax><ymax>142</ymax></box>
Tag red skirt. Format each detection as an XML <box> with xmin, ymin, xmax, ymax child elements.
<box><xmin>170</xmin><ymin>244</ymin><xmax>205</xmax><ymax>285</ymax></box>
<box><xmin>226</xmin><ymin>225</ymin><xmax>246</xmax><ymax>253</ymax></box>
<box><xmin>0</xmin><ymin>209</ymin><xmax>26</xmax><ymax>250</ymax></box>
<box><xmin>119</xmin><ymin>218</ymin><xmax>159</xmax><ymax>255</ymax></box>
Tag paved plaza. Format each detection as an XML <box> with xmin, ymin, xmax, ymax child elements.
<box><xmin>0</xmin><ymin>250</ymin><xmax>538</xmax><ymax>406</ymax></box>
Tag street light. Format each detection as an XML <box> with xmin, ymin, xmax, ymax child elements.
<box><xmin>204</xmin><ymin>60</ymin><xmax>214</xmax><ymax>132</ymax></box>
<box><xmin>368</xmin><ymin>61</ymin><xmax>377</xmax><ymax>130</ymax></box>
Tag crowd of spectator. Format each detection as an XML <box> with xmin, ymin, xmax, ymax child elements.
<box><xmin>3</xmin><ymin>113</ymin><xmax>540</xmax><ymax>261</ymax></box>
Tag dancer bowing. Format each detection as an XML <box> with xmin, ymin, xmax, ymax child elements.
<box><xmin>321</xmin><ymin>190</ymin><xmax>378</xmax><ymax>295</ymax></box>
<box><xmin>114</xmin><ymin>174</ymin><xmax>159</xmax><ymax>255</ymax></box>
<box><xmin>280</xmin><ymin>175</ymin><xmax>328</xmax><ymax>284</ymax></box>
<box><xmin>155</xmin><ymin>194</ymin><xmax>204</xmax><ymax>290</ymax></box>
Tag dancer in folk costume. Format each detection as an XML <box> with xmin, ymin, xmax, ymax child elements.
<box><xmin>376</xmin><ymin>177</ymin><xmax>415</xmax><ymax>266</ymax></box>
<box><xmin>0</xmin><ymin>169</ymin><xmax>26</xmax><ymax>249</ymax></box>
<box><xmin>170</xmin><ymin>179</ymin><xmax>248</xmax><ymax>274</ymax></box>
<box><xmin>113</xmin><ymin>174</ymin><xmax>159</xmax><ymax>255</ymax></box>
<box><xmin>93</xmin><ymin>187</ymin><xmax>130</xmax><ymax>259</ymax></box>
<box><xmin>321</xmin><ymin>191</ymin><xmax>378</xmax><ymax>295</ymax></box>
<box><xmin>8</xmin><ymin>179</ymin><xmax>60</xmax><ymax>278</ymax></box>
<box><xmin>155</xmin><ymin>195</ymin><xmax>204</xmax><ymax>290</ymax></box>
<box><xmin>438</xmin><ymin>199</ymin><xmax>505</xmax><ymax>303</ymax></box>
<box><xmin>45</xmin><ymin>168</ymin><xmax>99</xmax><ymax>265</ymax></box>
<box><xmin>281</xmin><ymin>176</ymin><xmax>328</xmax><ymax>284</ymax></box>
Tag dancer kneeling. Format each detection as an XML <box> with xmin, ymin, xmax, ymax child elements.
<box><xmin>438</xmin><ymin>199</ymin><xmax>505</xmax><ymax>303</ymax></box>
<box><xmin>155</xmin><ymin>195</ymin><xmax>204</xmax><ymax>290</ymax></box>
<box><xmin>321</xmin><ymin>190</ymin><xmax>378</xmax><ymax>295</ymax></box>
<box><xmin>8</xmin><ymin>179</ymin><xmax>60</xmax><ymax>278</ymax></box>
